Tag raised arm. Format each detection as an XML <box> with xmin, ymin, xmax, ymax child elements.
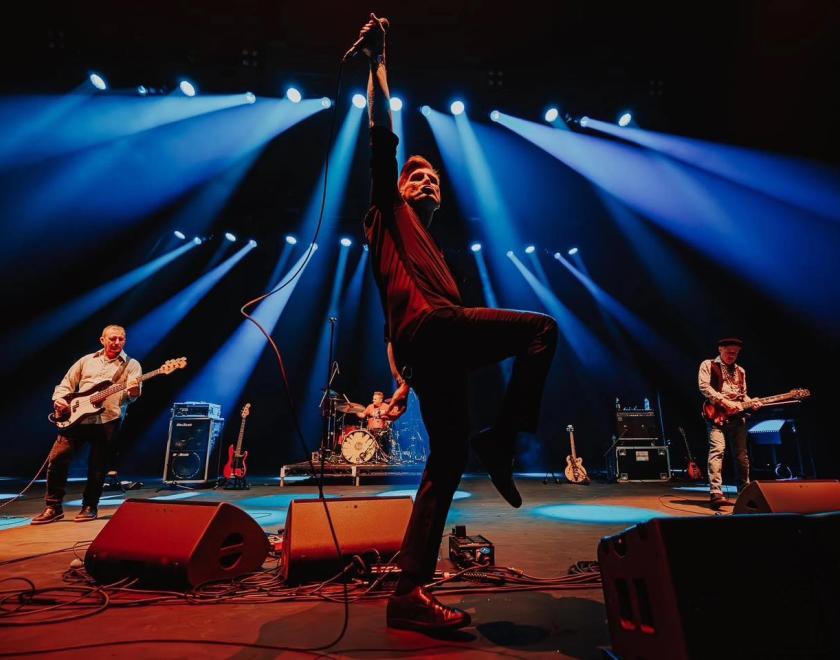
<box><xmin>361</xmin><ymin>14</ymin><xmax>391</xmax><ymax>131</ymax></box>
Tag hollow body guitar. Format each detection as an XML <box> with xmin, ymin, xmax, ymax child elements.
<box><xmin>564</xmin><ymin>424</ymin><xmax>590</xmax><ymax>484</ymax></box>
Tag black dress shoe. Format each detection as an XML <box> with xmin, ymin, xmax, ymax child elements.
<box><xmin>74</xmin><ymin>505</ymin><xmax>98</xmax><ymax>522</ymax></box>
<box><xmin>31</xmin><ymin>506</ymin><xmax>64</xmax><ymax>525</ymax></box>
<box><xmin>470</xmin><ymin>428</ymin><xmax>522</xmax><ymax>508</ymax></box>
<box><xmin>387</xmin><ymin>586</ymin><xmax>471</xmax><ymax>632</ymax></box>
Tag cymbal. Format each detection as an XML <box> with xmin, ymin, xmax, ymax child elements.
<box><xmin>336</xmin><ymin>401</ymin><xmax>365</xmax><ymax>414</ymax></box>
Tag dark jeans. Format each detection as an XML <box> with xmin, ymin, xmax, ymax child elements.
<box><xmin>45</xmin><ymin>420</ymin><xmax>121</xmax><ymax>508</ymax></box>
<box><xmin>393</xmin><ymin>306</ymin><xmax>558</xmax><ymax>584</ymax></box>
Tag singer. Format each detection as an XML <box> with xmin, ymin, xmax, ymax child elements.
<box><xmin>355</xmin><ymin>15</ymin><xmax>559</xmax><ymax>632</ymax></box>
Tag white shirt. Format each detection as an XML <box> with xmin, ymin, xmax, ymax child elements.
<box><xmin>53</xmin><ymin>350</ymin><xmax>142</xmax><ymax>424</ymax></box>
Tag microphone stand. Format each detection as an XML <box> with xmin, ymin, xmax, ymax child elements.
<box><xmin>318</xmin><ymin>317</ymin><xmax>339</xmax><ymax>460</ymax></box>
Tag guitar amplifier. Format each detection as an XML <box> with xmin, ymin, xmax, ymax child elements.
<box><xmin>616</xmin><ymin>409</ymin><xmax>660</xmax><ymax>444</ymax></box>
<box><xmin>171</xmin><ymin>401</ymin><xmax>222</xmax><ymax>418</ymax></box>
<box><xmin>163</xmin><ymin>416</ymin><xmax>224</xmax><ymax>484</ymax></box>
<box><xmin>616</xmin><ymin>446</ymin><xmax>671</xmax><ymax>482</ymax></box>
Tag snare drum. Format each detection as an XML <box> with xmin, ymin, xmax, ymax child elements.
<box><xmin>340</xmin><ymin>428</ymin><xmax>377</xmax><ymax>464</ymax></box>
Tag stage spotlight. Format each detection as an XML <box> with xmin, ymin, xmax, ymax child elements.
<box><xmin>244</xmin><ymin>92</ymin><xmax>256</xmax><ymax>104</ymax></box>
<box><xmin>579</xmin><ymin>115</ymin><xmax>590</xmax><ymax>128</ymax></box>
<box><xmin>285</xmin><ymin>234</ymin><xmax>298</xmax><ymax>245</ymax></box>
<box><xmin>340</xmin><ymin>237</ymin><xmax>352</xmax><ymax>247</ymax></box>
<box><xmin>321</xmin><ymin>97</ymin><xmax>332</xmax><ymax>108</ymax></box>
<box><xmin>137</xmin><ymin>85</ymin><xmax>148</xmax><ymax>96</ymax></box>
<box><xmin>173</xmin><ymin>230</ymin><xmax>186</xmax><ymax>240</ymax></box>
<box><xmin>525</xmin><ymin>245</ymin><xmax>536</xmax><ymax>254</ymax></box>
<box><xmin>363</xmin><ymin>244</ymin><xmax>369</xmax><ymax>252</ymax></box>
<box><xmin>545</xmin><ymin>107</ymin><xmax>559</xmax><ymax>123</ymax></box>
<box><xmin>568</xmin><ymin>246</ymin><xmax>579</xmax><ymax>256</ymax></box>
<box><xmin>89</xmin><ymin>73</ymin><xmax>107</xmax><ymax>90</ymax></box>
<box><xmin>312</xmin><ymin>243</ymin><xmax>319</xmax><ymax>251</ymax></box>
<box><xmin>390</xmin><ymin>97</ymin><xmax>403</xmax><ymax>111</ymax></box>
<box><xmin>450</xmin><ymin>100</ymin><xmax>465</xmax><ymax>115</ymax></box>
<box><xmin>193</xmin><ymin>237</ymin><xmax>203</xmax><ymax>245</ymax></box>
<box><xmin>490</xmin><ymin>110</ymin><xmax>500</xmax><ymax>122</ymax></box>
<box><xmin>352</xmin><ymin>93</ymin><xmax>367</xmax><ymax>108</ymax></box>
<box><xmin>248</xmin><ymin>239</ymin><xmax>257</xmax><ymax>247</ymax></box>
<box><xmin>506</xmin><ymin>250</ymin><xmax>514</xmax><ymax>258</ymax></box>
<box><xmin>470</xmin><ymin>242</ymin><xmax>482</xmax><ymax>252</ymax></box>
<box><xmin>420</xmin><ymin>105</ymin><xmax>431</xmax><ymax>117</ymax></box>
<box><xmin>225</xmin><ymin>232</ymin><xmax>236</xmax><ymax>242</ymax></box>
<box><xmin>553</xmin><ymin>252</ymin><xmax>561</xmax><ymax>260</ymax></box>
<box><xmin>618</xmin><ymin>112</ymin><xmax>632</xmax><ymax>127</ymax></box>
<box><xmin>179</xmin><ymin>80</ymin><xmax>196</xmax><ymax>97</ymax></box>
<box><xmin>286</xmin><ymin>87</ymin><xmax>302</xmax><ymax>103</ymax></box>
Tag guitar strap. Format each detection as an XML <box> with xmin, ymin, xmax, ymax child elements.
<box><xmin>110</xmin><ymin>355</ymin><xmax>132</xmax><ymax>385</ymax></box>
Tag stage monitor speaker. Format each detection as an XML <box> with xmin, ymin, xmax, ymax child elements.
<box><xmin>733</xmin><ymin>479</ymin><xmax>840</xmax><ymax>514</ymax></box>
<box><xmin>163</xmin><ymin>415</ymin><xmax>224</xmax><ymax>484</ymax></box>
<box><xmin>85</xmin><ymin>499</ymin><xmax>270</xmax><ymax>589</ymax></box>
<box><xmin>283</xmin><ymin>496</ymin><xmax>412</xmax><ymax>584</ymax></box>
<box><xmin>598</xmin><ymin>514</ymin><xmax>840</xmax><ymax>659</ymax></box>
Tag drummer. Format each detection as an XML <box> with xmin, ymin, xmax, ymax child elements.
<box><xmin>357</xmin><ymin>391</ymin><xmax>392</xmax><ymax>432</ymax></box>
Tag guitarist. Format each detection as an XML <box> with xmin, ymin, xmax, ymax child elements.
<box><xmin>698</xmin><ymin>337</ymin><xmax>761</xmax><ymax>509</ymax></box>
<box><xmin>31</xmin><ymin>325</ymin><xmax>142</xmax><ymax>525</ymax></box>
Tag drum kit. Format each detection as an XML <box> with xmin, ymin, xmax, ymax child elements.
<box><xmin>320</xmin><ymin>394</ymin><xmax>427</xmax><ymax>465</ymax></box>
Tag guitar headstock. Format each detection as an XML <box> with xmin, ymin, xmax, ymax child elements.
<box><xmin>566</xmin><ymin>424</ymin><xmax>574</xmax><ymax>433</ymax></box>
<box><xmin>159</xmin><ymin>357</ymin><xmax>188</xmax><ymax>374</ymax></box>
<box><xmin>241</xmin><ymin>403</ymin><xmax>251</xmax><ymax>418</ymax></box>
<box><xmin>790</xmin><ymin>388</ymin><xmax>811</xmax><ymax>400</ymax></box>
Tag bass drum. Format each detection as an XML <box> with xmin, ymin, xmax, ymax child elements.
<box><xmin>340</xmin><ymin>429</ymin><xmax>377</xmax><ymax>464</ymax></box>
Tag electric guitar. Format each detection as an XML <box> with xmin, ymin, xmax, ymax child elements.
<box><xmin>678</xmin><ymin>426</ymin><xmax>704</xmax><ymax>481</ymax></box>
<box><xmin>702</xmin><ymin>388</ymin><xmax>810</xmax><ymax>426</ymax></box>
<box><xmin>223</xmin><ymin>403</ymin><xmax>251</xmax><ymax>479</ymax></box>
<box><xmin>564</xmin><ymin>424</ymin><xmax>590</xmax><ymax>484</ymax></box>
<box><xmin>48</xmin><ymin>357</ymin><xmax>187</xmax><ymax>429</ymax></box>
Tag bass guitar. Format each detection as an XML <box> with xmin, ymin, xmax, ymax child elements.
<box><xmin>223</xmin><ymin>403</ymin><xmax>251</xmax><ymax>480</ymax></box>
<box><xmin>48</xmin><ymin>357</ymin><xmax>187</xmax><ymax>430</ymax></box>
<box><xmin>564</xmin><ymin>424</ymin><xmax>590</xmax><ymax>484</ymax></box>
<box><xmin>678</xmin><ymin>426</ymin><xmax>704</xmax><ymax>481</ymax></box>
<box><xmin>702</xmin><ymin>388</ymin><xmax>810</xmax><ymax>427</ymax></box>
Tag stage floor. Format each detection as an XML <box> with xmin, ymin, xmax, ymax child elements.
<box><xmin>0</xmin><ymin>474</ymin><xmax>726</xmax><ymax>658</ymax></box>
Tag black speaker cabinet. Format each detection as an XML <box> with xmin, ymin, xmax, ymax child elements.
<box><xmin>598</xmin><ymin>514</ymin><xmax>840</xmax><ymax>659</ymax></box>
<box><xmin>163</xmin><ymin>416</ymin><xmax>224</xmax><ymax>484</ymax></box>
<box><xmin>85</xmin><ymin>499</ymin><xmax>270</xmax><ymax>589</ymax></box>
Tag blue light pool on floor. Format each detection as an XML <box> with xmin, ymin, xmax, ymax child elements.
<box><xmin>534</xmin><ymin>504</ymin><xmax>669</xmax><ymax>525</ymax></box>
<box><xmin>377</xmin><ymin>489</ymin><xmax>471</xmax><ymax>501</ymax></box>
<box><xmin>0</xmin><ymin>517</ymin><xmax>29</xmax><ymax>530</ymax></box>
<box><xmin>672</xmin><ymin>485</ymin><xmax>737</xmax><ymax>494</ymax></box>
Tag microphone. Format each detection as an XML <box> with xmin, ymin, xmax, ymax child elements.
<box><xmin>342</xmin><ymin>17</ymin><xmax>389</xmax><ymax>62</ymax></box>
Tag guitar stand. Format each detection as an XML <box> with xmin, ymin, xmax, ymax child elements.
<box><xmin>223</xmin><ymin>476</ymin><xmax>249</xmax><ymax>490</ymax></box>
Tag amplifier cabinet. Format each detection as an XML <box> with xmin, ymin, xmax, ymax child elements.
<box><xmin>163</xmin><ymin>416</ymin><xmax>224</xmax><ymax>484</ymax></box>
<box><xmin>616</xmin><ymin>446</ymin><xmax>671</xmax><ymax>482</ymax></box>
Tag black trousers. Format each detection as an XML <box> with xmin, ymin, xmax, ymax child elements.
<box><xmin>45</xmin><ymin>420</ymin><xmax>120</xmax><ymax>508</ymax></box>
<box><xmin>393</xmin><ymin>306</ymin><xmax>558</xmax><ymax>584</ymax></box>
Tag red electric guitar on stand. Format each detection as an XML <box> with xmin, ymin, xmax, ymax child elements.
<box><xmin>223</xmin><ymin>403</ymin><xmax>251</xmax><ymax>485</ymax></box>
<box><xmin>678</xmin><ymin>426</ymin><xmax>704</xmax><ymax>481</ymax></box>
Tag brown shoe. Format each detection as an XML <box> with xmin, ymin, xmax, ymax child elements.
<box><xmin>387</xmin><ymin>585</ymin><xmax>471</xmax><ymax>632</ymax></box>
<box><xmin>31</xmin><ymin>506</ymin><xmax>64</xmax><ymax>525</ymax></box>
<box><xmin>710</xmin><ymin>494</ymin><xmax>731</xmax><ymax>510</ymax></box>
<box><xmin>74</xmin><ymin>506</ymin><xmax>98</xmax><ymax>522</ymax></box>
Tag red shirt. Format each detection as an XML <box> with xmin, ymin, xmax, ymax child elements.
<box><xmin>364</xmin><ymin>127</ymin><xmax>461</xmax><ymax>345</ymax></box>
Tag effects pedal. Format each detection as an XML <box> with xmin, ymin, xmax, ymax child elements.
<box><xmin>448</xmin><ymin>525</ymin><xmax>494</xmax><ymax>568</ymax></box>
